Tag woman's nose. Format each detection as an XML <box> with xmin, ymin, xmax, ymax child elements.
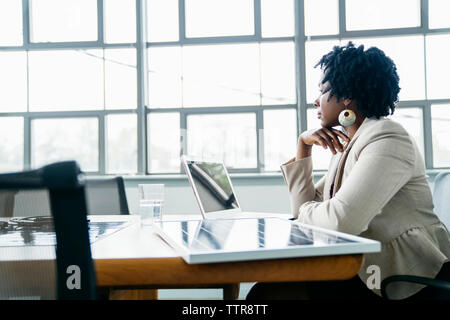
<box><xmin>313</xmin><ymin>97</ymin><xmax>320</xmax><ymax>108</ymax></box>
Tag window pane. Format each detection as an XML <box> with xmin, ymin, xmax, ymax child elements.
<box><xmin>0</xmin><ymin>0</ymin><xmax>23</xmax><ymax>46</ymax></box>
<box><xmin>307</xmin><ymin>109</ymin><xmax>332</xmax><ymax>170</ymax></box>
<box><xmin>105</xmin><ymin>49</ymin><xmax>137</xmax><ymax>109</ymax></box>
<box><xmin>148</xmin><ymin>112</ymin><xmax>180</xmax><ymax>173</ymax></box>
<box><xmin>183</xmin><ymin>44</ymin><xmax>260</xmax><ymax>107</ymax></box>
<box><xmin>185</xmin><ymin>0</ymin><xmax>254</xmax><ymax>38</ymax></box>
<box><xmin>30</xmin><ymin>0</ymin><xmax>97</xmax><ymax>42</ymax></box>
<box><xmin>346</xmin><ymin>36</ymin><xmax>425</xmax><ymax>101</ymax></box>
<box><xmin>32</xmin><ymin>118</ymin><xmax>98</xmax><ymax>172</ymax></box>
<box><xmin>104</xmin><ymin>0</ymin><xmax>136</xmax><ymax>43</ymax></box>
<box><xmin>261</xmin><ymin>42</ymin><xmax>296</xmax><ymax>105</ymax></box>
<box><xmin>345</xmin><ymin>0</ymin><xmax>420</xmax><ymax>31</ymax></box>
<box><xmin>106</xmin><ymin>114</ymin><xmax>137</xmax><ymax>174</ymax></box>
<box><xmin>147</xmin><ymin>0</ymin><xmax>179</xmax><ymax>42</ymax></box>
<box><xmin>0</xmin><ymin>117</ymin><xmax>23</xmax><ymax>172</ymax></box>
<box><xmin>148</xmin><ymin>46</ymin><xmax>182</xmax><ymax>108</ymax></box>
<box><xmin>305</xmin><ymin>40</ymin><xmax>340</xmax><ymax>104</ymax></box>
<box><xmin>426</xmin><ymin>34</ymin><xmax>450</xmax><ymax>100</ymax></box>
<box><xmin>29</xmin><ymin>50</ymin><xmax>104</xmax><ymax>111</ymax></box>
<box><xmin>429</xmin><ymin>0</ymin><xmax>450</xmax><ymax>29</ymax></box>
<box><xmin>0</xmin><ymin>51</ymin><xmax>27</xmax><ymax>112</ymax></box>
<box><xmin>389</xmin><ymin>108</ymin><xmax>424</xmax><ymax>157</ymax></box>
<box><xmin>187</xmin><ymin>113</ymin><xmax>257</xmax><ymax>169</ymax></box>
<box><xmin>263</xmin><ymin>109</ymin><xmax>297</xmax><ymax>171</ymax></box>
<box><xmin>431</xmin><ymin>104</ymin><xmax>450</xmax><ymax>168</ymax></box>
<box><xmin>304</xmin><ymin>0</ymin><xmax>339</xmax><ymax>36</ymax></box>
<box><xmin>261</xmin><ymin>0</ymin><xmax>295</xmax><ymax>37</ymax></box>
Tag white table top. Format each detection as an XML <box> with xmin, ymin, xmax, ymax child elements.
<box><xmin>0</xmin><ymin>212</ymin><xmax>293</xmax><ymax>262</ymax></box>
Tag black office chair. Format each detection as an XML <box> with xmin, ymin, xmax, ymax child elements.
<box><xmin>85</xmin><ymin>176</ymin><xmax>129</xmax><ymax>215</ymax></box>
<box><xmin>2</xmin><ymin>176</ymin><xmax>130</xmax><ymax>218</ymax></box>
<box><xmin>0</xmin><ymin>161</ymin><xmax>97</xmax><ymax>300</ymax></box>
<box><xmin>381</xmin><ymin>272</ymin><xmax>450</xmax><ymax>300</ymax></box>
<box><xmin>6</xmin><ymin>189</ymin><xmax>52</xmax><ymax>217</ymax></box>
<box><xmin>381</xmin><ymin>262</ymin><xmax>450</xmax><ymax>300</ymax></box>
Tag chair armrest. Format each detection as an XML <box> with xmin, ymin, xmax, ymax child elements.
<box><xmin>381</xmin><ymin>275</ymin><xmax>450</xmax><ymax>300</ymax></box>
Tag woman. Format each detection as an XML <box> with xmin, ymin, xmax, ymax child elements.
<box><xmin>247</xmin><ymin>42</ymin><xmax>450</xmax><ymax>300</ymax></box>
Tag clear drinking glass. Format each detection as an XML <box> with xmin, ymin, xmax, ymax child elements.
<box><xmin>138</xmin><ymin>184</ymin><xmax>164</xmax><ymax>225</ymax></box>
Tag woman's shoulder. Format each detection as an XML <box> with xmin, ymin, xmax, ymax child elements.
<box><xmin>357</xmin><ymin>117</ymin><xmax>412</xmax><ymax>143</ymax></box>
<box><xmin>354</xmin><ymin>117</ymin><xmax>416</xmax><ymax>163</ymax></box>
<box><xmin>363</xmin><ymin>117</ymin><xmax>409</xmax><ymax>135</ymax></box>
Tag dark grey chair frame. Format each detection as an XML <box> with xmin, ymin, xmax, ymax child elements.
<box><xmin>381</xmin><ymin>273</ymin><xmax>450</xmax><ymax>300</ymax></box>
<box><xmin>0</xmin><ymin>161</ymin><xmax>97</xmax><ymax>300</ymax></box>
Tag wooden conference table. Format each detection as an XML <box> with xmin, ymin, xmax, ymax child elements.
<box><xmin>0</xmin><ymin>214</ymin><xmax>363</xmax><ymax>300</ymax></box>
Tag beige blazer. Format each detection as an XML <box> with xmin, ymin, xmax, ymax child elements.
<box><xmin>281</xmin><ymin>117</ymin><xmax>450</xmax><ymax>299</ymax></box>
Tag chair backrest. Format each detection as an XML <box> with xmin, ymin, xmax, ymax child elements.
<box><xmin>433</xmin><ymin>172</ymin><xmax>450</xmax><ymax>230</ymax></box>
<box><xmin>85</xmin><ymin>176</ymin><xmax>129</xmax><ymax>215</ymax></box>
<box><xmin>0</xmin><ymin>191</ymin><xmax>16</xmax><ymax>217</ymax></box>
<box><xmin>2</xmin><ymin>176</ymin><xmax>129</xmax><ymax>218</ymax></box>
<box><xmin>12</xmin><ymin>189</ymin><xmax>52</xmax><ymax>217</ymax></box>
<box><xmin>0</xmin><ymin>161</ymin><xmax>97</xmax><ymax>300</ymax></box>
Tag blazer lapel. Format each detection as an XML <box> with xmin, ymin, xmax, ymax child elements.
<box><xmin>323</xmin><ymin>153</ymin><xmax>341</xmax><ymax>200</ymax></box>
<box><xmin>332</xmin><ymin>118</ymin><xmax>374</xmax><ymax>196</ymax></box>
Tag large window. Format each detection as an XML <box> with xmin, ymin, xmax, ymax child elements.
<box><xmin>0</xmin><ymin>0</ymin><xmax>297</xmax><ymax>174</ymax></box>
<box><xmin>0</xmin><ymin>0</ymin><xmax>138</xmax><ymax>174</ymax></box>
<box><xmin>1</xmin><ymin>1</ymin><xmax>449</xmax><ymax>175</ymax></box>
<box><xmin>147</xmin><ymin>0</ymin><xmax>297</xmax><ymax>173</ymax></box>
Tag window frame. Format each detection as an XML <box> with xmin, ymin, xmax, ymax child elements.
<box><xmin>146</xmin><ymin>0</ymin><xmax>298</xmax><ymax>174</ymax></box>
<box><xmin>0</xmin><ymin>0</ymin><xmax>142</xmax><ymax>175</ymax></box>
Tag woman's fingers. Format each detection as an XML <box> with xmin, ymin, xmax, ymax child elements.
<box><xmin>312</xmin><ymin>135</ymin><xmax>328</xmax><ymax>149</ymax></box>
<box><xmin>315</xmin><ymin>130</ymin><xmax>337</xmax><ymax>154</ymax></box>
<box><xmin>300</xmin><ymin>127</ymin><xmax>351</xmax><ymax>155</ymax></box>
<box><xmin>322</xmin><ymin>127</ymin><xmax>344</xmax><ymax>152</ymax></box>
<box><xmin>331</xmin><ymin>128</ymin><xmax>351</xmax><ymax>142</ymax></box>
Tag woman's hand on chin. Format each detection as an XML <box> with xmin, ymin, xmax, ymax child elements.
<box><xmin>296</xmin><ymin>127</ymin><xmax>350</xmax><ymax>160</ymax></box>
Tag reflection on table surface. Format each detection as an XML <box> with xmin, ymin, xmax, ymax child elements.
<box><xmin>0</xmin><ymin>216</ymin><xmax>132</xmax><ymax>247</ymax></box>
<box><xmin>156</xmin><ymin>217</ymin><xmax>356</xmax><ymax>253</ymax></box>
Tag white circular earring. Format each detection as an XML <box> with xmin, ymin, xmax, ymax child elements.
<box><xmin>338</xmin><ymin>109</ymin><xmax>356</xmax><ymax>127</ymax></box>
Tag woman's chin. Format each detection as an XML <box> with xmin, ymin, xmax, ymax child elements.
<box><xmin>320</xmin><ymin>119</ymin><xmax>329</xmax><ymax>127</ymax></box>
<box><xmin>321</xmin><ymin>119</ymin><xmax>340</xmax><ymax>128</ymax></box>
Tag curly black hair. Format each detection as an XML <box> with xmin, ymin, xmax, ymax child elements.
<box><xmin>315</xmin><ymin>41</ymin><xmax>400</xmax><ymax>118</ymax></box>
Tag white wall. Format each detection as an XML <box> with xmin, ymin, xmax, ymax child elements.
<box><xmin>124</xmin><ymin>175</ymin><xmax>294</xmax><ymax>216</ymax></box>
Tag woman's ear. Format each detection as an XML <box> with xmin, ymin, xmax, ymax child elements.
<box><xmin>343</xmin><ymin>98</ymin><xmax>352</xmax><ymax>108</ymax></box>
